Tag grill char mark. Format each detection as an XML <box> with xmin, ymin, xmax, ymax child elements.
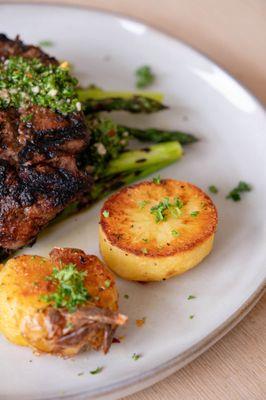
<box><xmin>0</xmin><ymin>35</ymin><xmax>92</xmax><ymax>253</ymax></box>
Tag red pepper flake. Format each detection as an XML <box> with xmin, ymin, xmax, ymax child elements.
<box><xmin>112</xmin><ymin>337</ymin><xmax>121</xmax><ymax>344</ymax></box>
<box><xmin>107</xmin><ymin>129</ymin><xmax>116</xmax><ymax>137</ymax></box>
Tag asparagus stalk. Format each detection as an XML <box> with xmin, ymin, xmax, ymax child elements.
<box><xmin>90</xmin><ymin>161</ymin><xmax>173</xmax><ymax>202</ymax></box>
<box><xmin>55</xmin><ymin>141</ymin><xmax>182</xmax><ymax>222</ymax></box>
<box><xmin>117</xmin><ymin>125</ymin><xmax>198</xmax><ymax>145</ymax></box>
<box><xmin>77</xmin><ymin>87</ymin><xmax>164</xmax><ymax>102</ymax></box>
<box><xmin>56</xmin><ymin>162</ymin><xmax>172</xmax><ymax>223</ymax></box>
<box><xmin>78</xmin><ymin>86</ymin><xmax>166</xmax><ymax>114</ymax></box>
<box><xmin>105</xmin><ymin>142</ymin><xmax>182</xmax><ymax>176</ymax></box>
<box><xmin>82</xmin><ymin>96</ymin><xmax>167</xmax><ymax>114</ymax></box>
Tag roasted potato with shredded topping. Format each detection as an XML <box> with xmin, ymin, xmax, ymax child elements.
<box><xmin>0</xmin><ymin>248</ymin><xmax>127</xmax><ymax>356</ymax></box>
<box><xmin>99</xmin><ymin>179</ymin><xmax>218</xmax><ymax>281</ymax></box>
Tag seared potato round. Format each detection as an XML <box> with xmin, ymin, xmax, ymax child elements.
<box><xmin>0</xmin><ymin>248</ymin><xmax>127</xmax><ymax>356</ymax></box>
<box><xmin>99</xmin><ymin>179</ymin><xmax>218</xmax><ymax>281</ymax></box>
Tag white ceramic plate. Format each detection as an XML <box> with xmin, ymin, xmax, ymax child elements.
<box><xmin>0</xmin><ymin>4</ymin><xmax>265</xmax><ymax>400</ymax></box>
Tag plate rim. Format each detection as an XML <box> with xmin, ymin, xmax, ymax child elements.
<box><xmin>0</xmin><ymin>3</ymin><xmax>265</xmax><ymax>400</ymax></box>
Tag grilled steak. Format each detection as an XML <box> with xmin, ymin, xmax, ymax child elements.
<box><xmin>0</xmin><ymin>35</ymin><xmax>91</xmax><ymax>257</ymax></box>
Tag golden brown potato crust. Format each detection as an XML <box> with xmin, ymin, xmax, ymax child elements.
<box><xmin>0</xmin><ymin>248</ymin><xmax>127</xmax><ymax>356</ymax></box>
<box><xmin>100</xmin><ymin>179</ymin><xmax>218</xmax><ymax>257</ymax></box>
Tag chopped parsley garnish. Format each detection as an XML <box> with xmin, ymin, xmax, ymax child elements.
<box><xmin>142</xmin><ymin>238</ymin><xmax>149</xmax><ymax>243</ymax></box>
<box><xmin>102</xmin><ymin>210</ymin><xmax>109</xmax><ymax>218</ymax></box>
<box><xmin>87</xmin><ymin>118</ymin><xmax>130</xmax><ymax>177</ymax></box>
<box><xmin>90</xmin><ymin>366</ymin><xmax>103</xmax><ymax>375</ymax></box>
<box><xmin>104</xmin><ymin>279</ymin><xmax>111</xmax><ymax>288</ymax></box>
<box><xmin>142</xmin><ymin>248</ymin><xmax>148</xmax><ymax>254</ymax></box>
<box><xmin>151</xmin><ymin>199</ymin><xmax>167</xmax><ymax>222</ymax></box>
<box><xmin>41</xmin><ymin>263</ymin><xmax>90</xmax><ymax>313</ymax></box>
<box><xmin>138</xmin><ymin>200</ymin><xmax>150</xmax><ymax>209</ymax></box>
<box><xmin>153</xmin><ymin>175</ymin><xmax>161</xmax><ymax>184</ymax></box>
<box><xmin>132</xmin><ymin>353</ymin><xmax>142</xmax><ymax>361</ymax></box>
<box><xmin>124</xmin><ymin>294</ymin><xmax>129</xmax><ymax>299</ymax></box>
<box><xmin>150</xmin><ymin>197</ymin><xmax>183</xmax><ymax>223</ymax></box>
<box><xmin>226</xmin><ymin>181</ymin><xmax>252</xmax><ymax>202</ymax></box>
<box><xmin>135</xmin><ymin>65</ymin><xmax>155</xmax><ymax>89</ymax></box>
<box><xmin>187</xmin><ymin>295</ymin><xmax>196</xmax><ymax>300</ymax></box>
<box><xmin>189</xmin><ymin>314</ymin><xmax>195</xmax><ymax>319</ymax></box>
<box><xmin>38</xmin><ymin>40</ymin><xmax>54</xmax><ymax>47</ymax></box>
<box><xmin>208</xmin><ymin>185</ymin><xmax>218</xmax><ymax>194</ymax></box>
<box><xmin>190</xmin><ymin>211</ymin><xmax>199</xmax><ymax>217</ymax></box>
<box><xmin>171</xmin><ymin>229</ymin><xmax>180</xmax><ymax>237</ymax></box>
<box><xmin>0</xmin><ymin>56</ymin><xmax>80</xmax><ymax>114</ymax></box>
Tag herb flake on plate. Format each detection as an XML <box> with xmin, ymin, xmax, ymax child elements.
<box><xmin>135</xmin><ymin>65</ymin><xmax>155</xmax><ymax>88</ymax></box>
<box><xmin>132</xmin><ymin>353</ymin><xmax>142</xmax><ymax>361</ymax></box>
<box><xmin>226</xmin><ymin>181</ymin><xmax>252</xmax><ymax>201</ymax></box>
<box><xmin>208</xmin><ymin>185</ymin><xmax>218</xmax><ymax>194</ymax></box>
<box><xmin>90</xmin><ymin>366</ymin><xmax>103</xmax><ymax>375</ymax></box>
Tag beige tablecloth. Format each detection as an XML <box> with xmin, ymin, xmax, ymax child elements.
<box><xmin>2</xmin><ymin>1</ymin><xmax>266</xmax><ymax>399</ymax></box>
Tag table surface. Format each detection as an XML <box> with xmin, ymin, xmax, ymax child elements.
<box><xmin>3</xmin><ymin>1</ymin><xmax>266</xmax><ymax>399</ymax></box>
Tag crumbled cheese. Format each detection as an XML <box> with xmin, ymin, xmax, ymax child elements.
<box><xmin>94</xmin><ymin>142</ymin><xmax>107</xmax><ymax>156</ymax></box>
<box><xmin>48</xmin><ymin>88</ymin><xmax>58</xmax><ymax>97</ymax></box>
<box><xmin>32</xmin><ymin>86</ymin><xmax>40</xmax><ymax>94</ymax></box>
<box><xmin>76</xmin><ymin>101</ymin><xmax>82</xmax><ymax>111</ymax></box>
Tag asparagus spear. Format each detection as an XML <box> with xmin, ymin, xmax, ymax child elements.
<box><xmin>105</xmin><ymin>142</ymin><xmax>182</xmax><ymax>176</ymax></box>
<box><xmin>89</xmin><ymin>142</ymin><xmax>182</xmax><ymax>201</ymax></box>
<box><xmin>117</xmin><ymin>125</ymin><xmax>198</xmax><ymax>145</ymax></box>
<box><xmin>82</xmin><ymin>96</ymin><xmax>167</xmax><ymax>114</ymax></box>
<box><xmin>85</xmin><ymin>116</ymin><xmax>197</xmax><ymax>166</ymax></box>
<box><xmin>77</xmin><ymin>86</ymin><xmax>163</xmax><ymax>102</ymax></box>
<box><xmin>77</xmin><ymin>86</ymin><xmax>166</xmax><ymax>114</ymax></box>
<box><xmin>56</xmin><ymin>162</ymin><xmax>171</xmax><ymax>223</ymax></box>
<box><xmin>90</xmin><ymin>161</ymin><xmax>173</xmax><ymax>202</ymax></box>
<box><xmin>55</xmin><ymin>141</ymin><xmax>182</xmax><ymax>222</ymax></box>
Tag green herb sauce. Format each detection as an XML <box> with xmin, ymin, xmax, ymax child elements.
<box><xmin>0</xmin><ymin>56</ymin><xmax>80</xmax><ymax>114</ymax></box>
